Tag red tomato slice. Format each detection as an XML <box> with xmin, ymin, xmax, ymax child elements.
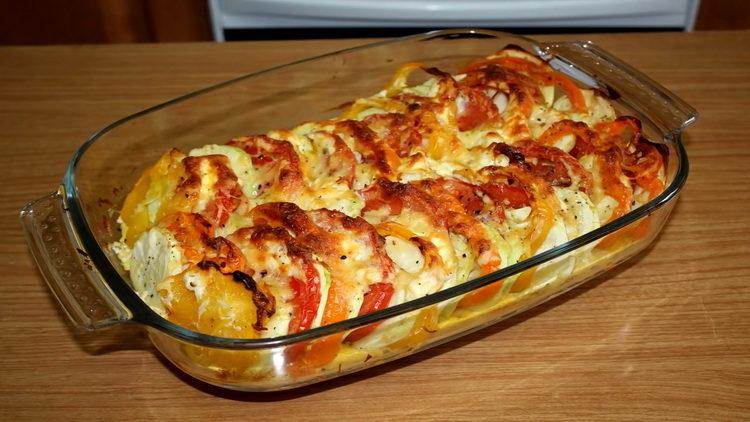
<box><xmin>360</xmin><ymin>181</ymin><xmax>405</xmax><ymax>215</ymax></box>
<box><xmin>251</xmin><ymin>154</ymin><xmax>273</xmax><ymax>166</ymax></box>
<box><xmin>286</xmin><ymin>276</ymin><xmax>352</xmax><ymax>376</ymax></box>
<box><xmin>481</xmin><ymin>183</ymin><xmax>531</xmax><ymax>209</ymax></box>
<box><xmin>210</xmin><ymin>187</ymin><xmax>238</xmax><ymax>228</ymax></box>
<box><xmin>456</xmin><ymin>86</ymin><xmax>498</xmax><ymax>131</ymax></box>
<box><xmin>434</xmin><ymin>178</ymin><xmax>485</xmax><ymax>216</ymax></box>
<box><xmin>286</xmin><ymin>262</ymin><xmax>322</xmax><ymax>334</ymax></box>
<box><xmin>344</xmin><ymin>282</ymin><xmax>395</xmax><ymax>343</ymax></box>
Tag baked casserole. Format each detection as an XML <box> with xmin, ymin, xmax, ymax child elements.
<box><xmin>111</xmin><ymin>46</ymin><xmax>667</xmax><ymax>377</ymax></box>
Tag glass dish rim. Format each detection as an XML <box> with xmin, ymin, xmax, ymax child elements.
<box><xmin>61</xmin><ymin>28</ymin><xmax>692</xmax><ymax>349</ymax></box>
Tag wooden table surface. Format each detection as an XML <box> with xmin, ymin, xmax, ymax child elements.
<box><xmin>1</xmin><ymin>30</ymin><xmax>749</xmax><ymax>420</ymax></box>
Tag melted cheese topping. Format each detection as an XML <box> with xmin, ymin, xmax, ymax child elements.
<box><xmin>189</xmin><ymin>144</ymin><xmax>259</xmax><ymax>200</ymax></box>
<box><xmin>114</xmin><ymin>47</ymin><xmax>668</xmax><ymax>373</ymax></box>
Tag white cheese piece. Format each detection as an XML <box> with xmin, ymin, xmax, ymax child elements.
<box><xmin>553</xmin><ymin>95</ymin><xmax>572</xmax><ymax>113</ymax></box>
<box><xmin>493</xmin><ymin>91</ymin><xmax>508</xmax><ymax>114</ymax></box>
<box><xmin>183</xmin><ymin>270</ymin><xmax>207</xmax><ymax>301</ymax></box>
<box><xmin>111</xmin><ymin>240</ymin><xmax>132</xmax><ymax>271</ymax></box>
<box><xmin>195</xmin><ymin>159</ymin><xmax>217</xmax><ymax>212</ymax></box>
<box><xmin>554</xmin><ymin>134</ymin><xmax>576</xmax><ymax>153</ymax></box>
<box><xmin>556</xmin><ymin>188</ymin><xmax>600</xmax><ymax>238</ymax></box>
<box><xmin>588</xmin><ymin>92</ymin><xmax>617</xmax><ymax>124</ymax></box>
<box><xmin>129</xmin><ymin>228</ymin><xmax>186</xmax><ymax>312</ymax></box>
<box><xmin>506</xmin><ymin>206</ymin><xmax>532</xmax><ymax>223</ymax></box>
<box><xmin>597</xmin><ymin>194</ymin><xmax>620</xmax><ymax>223</ymax></box>
<box><xmin>540</xmin><ymin>85</ymin><xmax>555</xmax><ymax>107</ymax></box>
<box><xmin>384</xmin><ymin>236</ymin><xmax>424</xmax><ymax>274</ymax></box>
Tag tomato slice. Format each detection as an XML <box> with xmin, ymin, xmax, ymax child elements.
<box><xmin>360</xmin><ymin>180</ymin><xmax>406</xmax><ymax>215</ymax></box>
<box><xmin>210</xmin><ymin>185</ymin><xmax>240</xmax><ymax>228</ymax></box>
<box><xmin>286</xmin><ymin>262</ymin><xmax>322</xmax><ymax>334</ymax></box>
<box><xmin>481</xmin><ymin>183</ymin><xmax>531</xmax><ymax>209</ymax></box>
<box><xmin>456</xmin><ymin>86</ymin><xmax>498</xmax><ymax>131</ymax></box>
<box><xmin>434</xmin><ymin>178</ymin><xmax>486</xmax><ymax>216</ymax></box>
<box><xmin>251</xmin><ymin>154</ymin><xmax>273</xmax><ymax>166</ymax></box>
<box><xmin>344</xmin><ymin>282</ymin><xmax>395</xmax><ymax>343</ymax></box>
<box><xmin>287</xmin><ymin>278</ymin><xmax>349</xmax><ymax>376</ymax></box>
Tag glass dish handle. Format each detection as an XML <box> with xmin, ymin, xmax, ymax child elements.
<box><xmin>539</xmin><ymin>40</ymin><xmax>698</xmax><ymax>135</ymax></box>
<box><xmin>20</xmin><ymin>187</ymin><xmax>131</xmax><ymax>331</ymax></box>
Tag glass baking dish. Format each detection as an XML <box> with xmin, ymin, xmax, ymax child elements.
<box><xmin>20</xmin><ymin>29</ymin><xmax>696</xmax><ymax>391</ymax></box>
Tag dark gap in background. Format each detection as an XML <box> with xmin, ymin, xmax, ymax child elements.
<box><xmin>224</xmin><ymin>27</ymin><xmax>679</xmax><ymax>41</ymax></box>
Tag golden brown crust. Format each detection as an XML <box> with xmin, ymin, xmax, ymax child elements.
<box><xmin>363</xmin><ymin>113</ymin><xmax>422</xmax><ymax>158</ymax></box>
<box><xmin>177</xmin><ymin>155</ymin><xmax>243</xmax><ymax>227</ymax></box>
<box><xmin>119</xmin><ymin>47</ymin><xmax>669</xmax><ymax>347</ymax></box>
<box><xmin>335</xmin><ymin>120</ymin><xmax>400</xmax><ymax>179</ymax></box>
<box><xmin>361</xmin><ymin>178</ymin><xmax>445</xmax><ymax>226</ymax></box>
<box><xmin>229</xmin><ymin>135</ymin><xmax>306</xmax><ymax>195</ymax></box>
<box><xmin>310</xmin><ymin>131</ymin><xmax>358</xmax><ymax>188</ymax></box>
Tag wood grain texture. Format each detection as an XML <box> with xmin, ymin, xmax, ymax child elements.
<box><xmin>0</xmin><ymin>31</ymin><xmax>749</xmax><ymax>420</ymax></box>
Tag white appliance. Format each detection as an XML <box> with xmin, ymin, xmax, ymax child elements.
<box><xmin>209</xmin><ymin>0</ymin><xmax>700</xmax><ymax>41</ymax></box>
